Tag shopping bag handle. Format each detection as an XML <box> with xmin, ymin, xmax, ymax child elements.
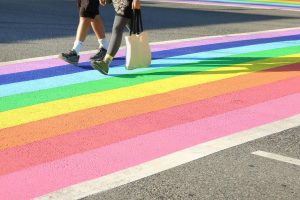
<box><xmin>130</xmin><ymin>9</ymin><xmax>144</xmax><ymax>35</ymax></box>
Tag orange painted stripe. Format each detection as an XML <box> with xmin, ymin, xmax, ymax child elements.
<box><xmin>1</xmin><ymin>63</ymin><xmax>300</xmax><ymax>151</ymax></box>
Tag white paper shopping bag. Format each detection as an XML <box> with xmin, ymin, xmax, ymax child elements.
<box><xmin>125</xmin><ymin>10</ymin><xmax>151</xmax><ymax>70</ymax></box>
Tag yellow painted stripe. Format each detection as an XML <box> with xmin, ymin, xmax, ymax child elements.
<box><xmin>1</xmin><ymin>53</ymin><xmax>300</xmax><ymax>129</ymax></box>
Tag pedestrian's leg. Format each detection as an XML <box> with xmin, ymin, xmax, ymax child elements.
<box><xmin>91</xmin><ymin>15</ymin><xmax>130</xmax><ymax>75</ymax></box>
<box><xmin>59</xmin><ymin>0</ymin><xmax>100</xmax><ymax>65</ymax></box>
<box><xmin>91</xmin><ymin>15</ymin><xmax>106</xmax><ymax>41</ymax></box>
<box><xmin>90</xmin><ymin>15</ymin><xmax>109</xmax><ymax>61</ymax></box>
<box><xmin>59</xmin><ymin>17</ymin><xmax>91</xmax><ymax>65</ymax></box>
<box><xmin>73</xmin><ymin>17</ymin><xmax>92</xmax><ymax>54</ymax></box>
<box><xmin>91</xmin><ymin>15</ymin><xmax>109</xmax><ymax>49</ymax></box>
<box><xmin>105</xmin><ymin>15</ymin><xmax>130</xmax><ymax>60</ymax></box>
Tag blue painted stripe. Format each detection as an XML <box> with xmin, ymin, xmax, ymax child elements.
<box><xmin>1</xmin><ymin>34</ymin><xmax>300</xmax><ymax>85</ymax></box>
<box><xmin>1</xmin><ymin>39</ymin><xmax>300</xmax><ymax>97</ymax></box>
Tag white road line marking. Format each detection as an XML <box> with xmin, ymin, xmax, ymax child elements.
<box><xmin>252</xmin><ymin>151</ymin><xmax>300</xmax><ymax>166</ymax></box>
<box><xmin>2</xmin><ymin>27</ymin><xmax>300</xmax><ymax>66</ymax></box>
<box><xmin>35</xmin><ymin>114</ymin><xmax>300</xmax><ymax>200</ymax></box>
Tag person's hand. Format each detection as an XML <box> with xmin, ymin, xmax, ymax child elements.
<box><xmin>99</xmin><ymin>0</ymin><xmax>106</xmax><ymax>6</ymax></box>
<box><xmin>132</xmin><ymin>0</ymin><xmax>140</xmax><ymax>9</ymax></box>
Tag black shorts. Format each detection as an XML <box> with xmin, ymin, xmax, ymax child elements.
<box><xmin>77</xmin><ymin>0</ymin><xmax>99</xmax><ymax>19</ymax></box>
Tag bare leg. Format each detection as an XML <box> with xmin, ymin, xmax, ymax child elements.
<box><xmin>59</xmin><ymin>16</ymin><xmax>93</xmax><ymax>64</ymax></box>
<box><xmin>91</xmin><ymin>15</ymin><xmax>106</xmax><ymax>39</ymax></box>
<box><xmin>76</xmin><ymin>17</ymin><xmax>92</xmax><ymax>42</ymax></box>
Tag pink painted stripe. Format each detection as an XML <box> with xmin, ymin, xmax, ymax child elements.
<box><xmin>1</xmin><ymin>92</ymin><xmax>300</xmax><ymax>199</ymax></box>
<box><xmin>1</xmin><ymin>28</ymin><xmax>300</xmax><ymax>75</ymax></box>
<box><xmin>1</xmin><ymin>75</ymin><xmax>300</xmax><ymax>176</ymax></box>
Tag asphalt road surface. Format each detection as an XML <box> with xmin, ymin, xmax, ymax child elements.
<box><xmin>1</xmin><ymin>0</ymin><xmax>300</xmax><ymax>62</ymax></box>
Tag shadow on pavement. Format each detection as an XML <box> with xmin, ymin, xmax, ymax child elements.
<box><xmin>109</xmin><ymin>56</ymin><xmax>300</xmax><ymax>78</ymax></box>
<box><xmin>0</xmin><ymin>0</ymin><xmax>299</xmax><ymax>43</ymax></box>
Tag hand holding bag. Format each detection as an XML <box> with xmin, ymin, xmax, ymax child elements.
<box><xmin>125</xmin><ymin>9</ymin><xmax>152</xmax><ymax>70</ymax></box>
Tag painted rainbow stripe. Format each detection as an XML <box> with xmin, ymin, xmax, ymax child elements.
<box><xmin>150</xmin><ymin>0</ymin><xmax>300</xmax><ymax>11</ymax></box>
<box><xmin>1</xmin><ymin>28</ymin><xmax>300</xmax><ymax>199</ymax></box>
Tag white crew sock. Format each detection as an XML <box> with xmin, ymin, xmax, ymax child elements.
<box><xmin>98</xmin><ymin>38</ymin><xmax>109</xmax><ymax>50</ymax></box>
<box><xmin>72</xmin><ymin>40</ymin><xmax>83</xmax><ymax>55</ymax></box>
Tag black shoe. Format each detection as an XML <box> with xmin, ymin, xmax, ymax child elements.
<box><xmin>90</xmin><ymin>47</ymin><xmax>107</xmax><ymax>61</ymax></box>
<box><xmin>59</xmin><ymin>50</ymin><xmax>79</xmax><ymax>65</ymax></box>
<box><xmin>91</xmin><ymin>60</ymin><xmax>109</xmax><ymax>75</ymax></box>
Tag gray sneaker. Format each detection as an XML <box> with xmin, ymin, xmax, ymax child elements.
<box><xmin>59</xmin><ymin>50</ymin><xmax>79</xmax><ymax>65</ymax></box>
<box><xmin>91</xmin><ymin>60</ymin><xmax>109</xmax><ymax>75</ymax></box>
<box><xmin>90</xmin><ymin>47</ymin><xmax>107</xmax><ymax>61</ymax></box>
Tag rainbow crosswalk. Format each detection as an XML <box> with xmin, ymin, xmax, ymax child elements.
<box><xmin>151</xmin><ymin>0</ymin><xmax>300</xmax><ymax>11</ymax></box>
<box><xmin>1</xmin><ymin>28</ymin><xmax>300</xmax><ymax>199</ymax></box>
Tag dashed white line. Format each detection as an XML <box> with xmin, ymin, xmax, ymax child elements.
<box><xmin>252</xmin><ymin>151</ymin><xmax>300</xmax><ymax>166</ymax></box>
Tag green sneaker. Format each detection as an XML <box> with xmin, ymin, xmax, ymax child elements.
<box><xmin>59</xmin><ymin>50</ymin><xmax>79</xmax><ymax>65</ymax></box>
<box><xmin>91</xmin><ymin>60</ymin><xmax>109</xmax><ymax>75</ymax></box>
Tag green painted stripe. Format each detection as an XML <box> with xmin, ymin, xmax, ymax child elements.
<box><xmin>1</xmin><ymin>45</ymin><xmax>300</xmax><ymax>112</ymax></box>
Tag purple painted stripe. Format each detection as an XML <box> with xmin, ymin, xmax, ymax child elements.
<box><xmin>1</xmin><ymin>28</ymin><xmax>300</xmax><ymax>75</ymax></box>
